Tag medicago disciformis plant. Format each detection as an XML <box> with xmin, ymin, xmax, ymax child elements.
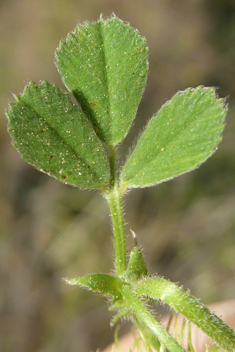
<box><xmin>6</xmin><ymin>14</ymin><xmax>235</xmax><ymax>352</ymax></box>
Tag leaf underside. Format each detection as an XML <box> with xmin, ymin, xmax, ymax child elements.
<box><xmin>121</xmin><ymin>86</ymin><xmax>227</xmax><ymax>189</ymax></box>
<box><xmin>55</xmin><ymin>15</ymin><xmax>149</xmax><ymax>145</ymax></box>
<box><xmin>7</xmin><ymin>81</ymin><xmax>110</xmax><ymax>188</ymax></box>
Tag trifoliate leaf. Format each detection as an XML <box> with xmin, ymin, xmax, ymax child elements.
<box><xmin>121</xmin><ymin>86</ymin><xmax>227</xmax><ymax>189</ymax></box>
<box><xmin>55</xmin><ymin>15</ymin><xmax>148</xmax><ymax>145</ymax></box>
<box><xmin>7</xmin><ymin>81</ymin><xmax>110</xmax><ymax>188</ymax></box>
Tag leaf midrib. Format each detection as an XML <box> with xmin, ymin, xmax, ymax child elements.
<box><xmin>17</xmin><ymin>98</ymin><xmax>107</xmax><ymax>182</ymax></box>
<box><xmin>122</xmin><ymin>93</ymin><xmax>223</xmax><ymax>183</ymax></box>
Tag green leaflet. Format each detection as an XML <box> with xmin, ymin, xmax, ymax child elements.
<box><xmin>7</xmin><ymin>81</ymin><xmax>110</xmax><ymax>188</ymax></box>
<box><xmin>120</xmin><ymin>86</ymin><xmax>227</xmax><ymax>189</ymax></box>
<box><xmin>55</xmin><ymin>15</ymin><xmax>148</xmax><ymax>145</ymax></box>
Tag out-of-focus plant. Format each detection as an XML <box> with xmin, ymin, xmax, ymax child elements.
<box><xmin>6</xmin><ymin>15</ymin><xmax>235</xmax><ymax>352</ymax></box>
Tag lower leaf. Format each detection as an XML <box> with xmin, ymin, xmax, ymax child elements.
<box><xmin>65</xmin><ymin>273</ymin><xmax>123</xmax><ymax>300</ymax></box>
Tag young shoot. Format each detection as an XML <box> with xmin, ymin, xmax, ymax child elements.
<box><xmin>6</xmin><ymin>14</ymin><xmax>235</xmax><ymax>352</ymax></box>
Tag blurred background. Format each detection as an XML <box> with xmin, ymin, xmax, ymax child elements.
<box><xmin>1</xmin><ymin>0</ymin><xmax>235</xmax><ymax>351</ymax></box>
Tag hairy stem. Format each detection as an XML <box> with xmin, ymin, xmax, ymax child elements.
<box><xmin>104</xmin><ymin>145</ymin><xmax>127</xmax><ymax>275</ymax></box>
<box><xmin>135</xmin><ymin>277</ymin><xmax>235</xmax><ymax>352</ymax></box>
<box><xmin>122</xmin><ymin>285</ymin><xmax>185</xmax><ymax>352</ymax></box>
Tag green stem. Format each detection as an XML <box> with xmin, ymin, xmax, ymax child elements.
<box><xmin>104</xmin><ymin>145</ymin><xmax>127</xmax><ymax>275</ymax></box>
<box><xmin>106</xmin><ymin>188</ymin><xmax>126</xmax><ymax>274</ymax></box>
<box><xmin>135</xmin><ymin>277</ymin><xmax>235</xmax><ymax>352</ymax></box>
<box><xmin>122</xmin><ymin>285</ymin><xmax>185</xmax><ymax>352</ymax></box>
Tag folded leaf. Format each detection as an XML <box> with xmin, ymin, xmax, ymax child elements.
<box><xmin>121</xmin><ymin>86</ymin><xmax>227</xmax><ymax>189</ymax></box>
<box><xmin>7</xmin><ymin>81</ymin><xmax>110</xmax><ymax>188</ymax></box>
<box><xmin>125</xmin><ymin>245</ymin><xmax>148</xmax><ymax>282</ymax></box>
<box><xmin>55</xmin><ymin>15</ymin><xmax>148</xmax><ymax>145</ymax></box>
<box><xmin>65</xmin><ymin>274</ymin><xmax>123</xmax><ymax>300</ymax></box>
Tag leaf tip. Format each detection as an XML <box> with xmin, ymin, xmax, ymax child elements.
<box><xmin>63</xmin><ymin>278</ymin><xmax>77</xmax><ymax>286</ymax></box>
